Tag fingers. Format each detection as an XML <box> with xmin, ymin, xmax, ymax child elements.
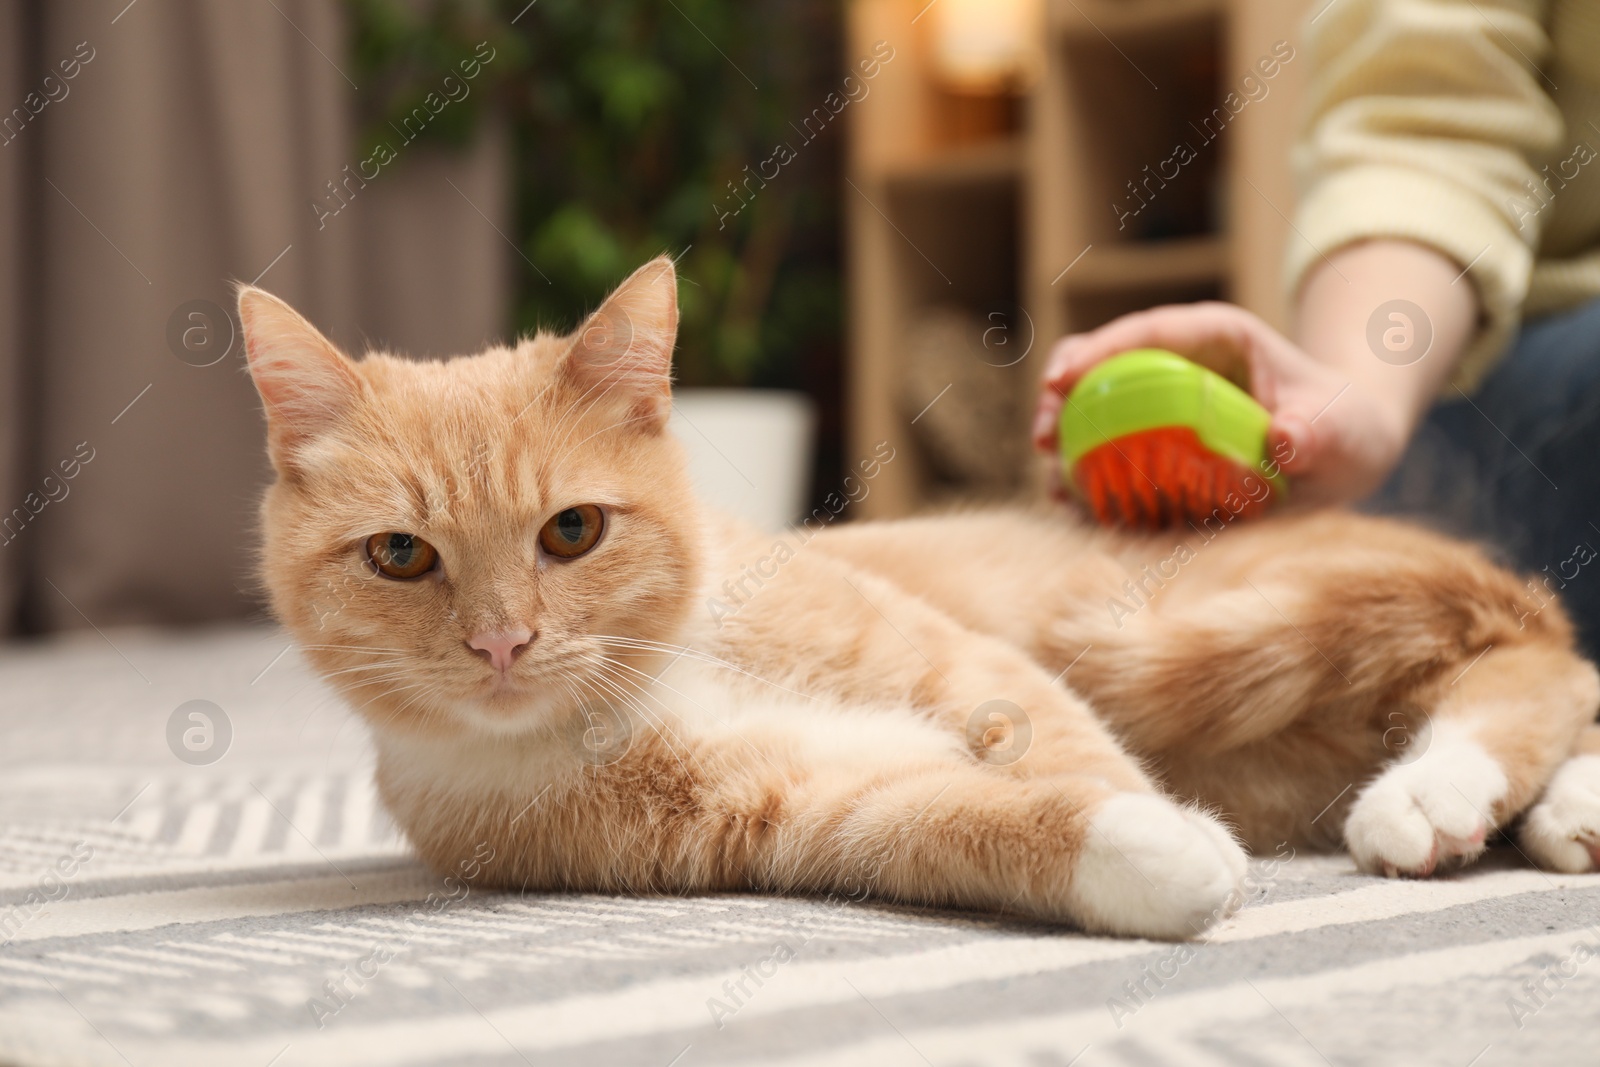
<box><xmin>1043</xmin><ymin>452</ymin><xmax>1072</xmax><ymax>502</ymax></box>
<box><xmin>1032</xmin><ymin>338</ymin><xmax>1078</xmax><ymax>450</ymax></box>
<box><xmin>1050</xmin><ymin>305</ymin><xmax>1258</xmax><ymax>386</ymax></box>
<box><xmin>1032</xmin><ymin>396</ymin><xmax>1064</xmax><ymax>452</ymax></box>
<box><xmin>1267</xmin><ymin>412</ymin><xmax>1316</xmax><ymax>477</ymax></box>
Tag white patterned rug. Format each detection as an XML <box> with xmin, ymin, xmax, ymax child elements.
<box><xmin>1</xmin><ymin>626</ymin><xmax>1597</xmax><ymax>1067</ymax></box>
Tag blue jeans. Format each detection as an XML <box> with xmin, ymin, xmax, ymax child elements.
<box><xmin>1366</xmin><ymin>297</ymin><xmax>1600</xmax><ymax>660</ymax></box>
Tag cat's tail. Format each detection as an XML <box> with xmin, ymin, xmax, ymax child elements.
<box><xmin>1046</xmin><ymin>533</ymin><xmax>1573</xmax><ymax>756</ymax></box>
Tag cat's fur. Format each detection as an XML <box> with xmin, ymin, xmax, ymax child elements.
<box><xmin>240</xmin><ymin>258</ymin><xmax>1600</xmax><ymax>940</ymax></box>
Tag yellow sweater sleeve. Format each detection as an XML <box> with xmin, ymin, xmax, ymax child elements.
<box><xmin>1288</xmin><ymin>0</ymin><xmax>1563</xmax><ymax>392</ymax></box>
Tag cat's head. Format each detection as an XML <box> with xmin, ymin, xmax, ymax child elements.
<box><xmin>240</xmin><ymin>257</ymin><xmax>702</xmax><ymax>739</ymax></box>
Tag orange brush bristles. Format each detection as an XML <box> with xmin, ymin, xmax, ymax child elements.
<box><xmin>1074</xmin><ymin>426</ymin><xmax>1273</xmax><ymax>530</ymax></box>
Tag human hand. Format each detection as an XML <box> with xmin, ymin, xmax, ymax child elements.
<box><xmin>1031</xmin><ymin>302</ymin><xmax>1412</xmax><ymax>510</ymax></box>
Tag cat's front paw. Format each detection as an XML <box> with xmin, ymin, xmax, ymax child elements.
<box><xmin>1062</xmin><ymin>793</ymin><xmax>1247</xmax><ymax>939</ymax></box>
<box><xmin>1344</xmin><ymin>730</ymin><xmax>1507</xmax><ymax>877</ymax></box>
<box><xmin>1520</xmin><ymin>755</ymin><xmax>1600</xmax><ymax>873</ymax></box>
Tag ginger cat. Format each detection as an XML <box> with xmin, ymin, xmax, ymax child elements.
<box><xmin>239</xmin><ymin>258</ymin><xmax>1600</xmax><ymax>940</ymax></box>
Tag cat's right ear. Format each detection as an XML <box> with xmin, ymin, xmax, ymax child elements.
<box><xmin>237</xmin><ymin>286</ymin><xmax>362</xmax><ymax>467</ymax></box>
<box><xmin>559</xmin><ymin>256</ymin><xmax>678</xmax><ymax>432</ymax></box>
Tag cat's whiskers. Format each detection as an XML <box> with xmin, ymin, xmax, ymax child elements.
<box><xmin>592</xmin><ymin>635</ymin><xmax>817</xmax><ymax>702</ymax></box>
<box><xmin>353</xmin><ymin>679</ymin><xmax>428</xmax><ymax>708</ymax></box>
<box><xmin>320</xmin><ymin>667</ymin><xmax>425</xmax><ymax>695</ymax></box>
<box><xmin>318</xmin><ymin>659</ymin><xmax>409</xmax><ymax>681</ymax></box>
<box><xmin>582</xmin><ymin>651</ymin><xmax>700</xmax><ymax>714</ymax></box>
<box><xmin>547</xmin><ymin>675</ymin><xmax>590</xmax><ymax>729</ymax></box>
<box><xmin>360</xmin><ymin>678</ymin><xmax>448</xmax><ymax>726</ymax></box>
<box><xmin>550</xmin><ymin>674</ymin><xmax>646</xmax><ymax>794</ymax></box>
<box><xmin>339</xmin><ymin>675</ymin><xmax>422</xmax><ymax>699</ymax></box>
<box><xmin>319</xmin><ymin>653</ymin><xmax>454</xmax><ymax>699</ymax></box>
<box><xmin>580</xmin><ymin>650</ymin><xmax>789</xmax><ymax>776</ymax></box>
<box><xmin>298</xmin><ymin>644</ymin><xmax>410</xmax><ymax>654</ymax></box>
<box><xmin>390</xmin><ymin>681</ymin><xmax>448</xmax><ymax>722</ymax></box>
<box><xmin>573</xmin><ymin>661</ymin><xmax>695</xmax><ymax>779</ymax></box>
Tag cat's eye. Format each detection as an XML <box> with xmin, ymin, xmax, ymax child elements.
<box><xmin>538</xmin><ymin>505</ymin><xmax>605</xmax><ymax>560</ymax></box>
<box><xmin>365</xmin><ymin>532</ymin><xmax>439</xmax><ymax>579</ymax></box>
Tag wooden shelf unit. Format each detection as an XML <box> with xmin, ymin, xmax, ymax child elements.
<box><xmin>1051</xmin><ymin>0</ymin><xmax>1224</xmax><ymax>39</ymax></box>
<box><xmin>882</xmin><ymin>137</ymin><xmax>1025</xmax><ymax>190</ymax></box>
<box><xmin>846</xmin><ymin>0</ymin><xmax>1313</xmax><ymax>518</ymax></box>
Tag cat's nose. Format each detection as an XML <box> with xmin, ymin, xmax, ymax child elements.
<box><xmin>466</xmin><ymin>629</ymin><xmax>535</xmax><ymax>672</ymax></box>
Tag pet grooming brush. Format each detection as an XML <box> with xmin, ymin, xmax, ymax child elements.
<box><xmin>1059</xmin><ymin>348</ymin><xmax>1287</xmax><ymax>530</ymax></box>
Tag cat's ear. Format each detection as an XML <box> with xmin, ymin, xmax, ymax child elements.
<box><xmin>237</xmin><ymin>286</ymin><xmax>362</xmax><ymax>465</ymax></box>
<box><xmin>561</xmin><ymin>255</ymin><xmax>678</xmax><ymax>431</ymax></box>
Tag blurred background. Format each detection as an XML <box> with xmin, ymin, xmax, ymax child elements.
<box><xmin>0</xmin><ymin>0</ymin><xmax>1311</xmax><ymax>638</ymax></box>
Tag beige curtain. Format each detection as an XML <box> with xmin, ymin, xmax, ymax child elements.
<box><xmin>0</xmin><ymin>0</ymin><xmax>509</xmax><ymax>635</ymax></box>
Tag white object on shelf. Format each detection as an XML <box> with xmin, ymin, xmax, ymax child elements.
<box><xmin>931</xmin><ymin>0</ymin><xmax>1041</xmax><ymax>91</ymax></box>
<box><xmin>669</xmin><ymin>389</ymin><xmax>816</xmax><ymax>531</ymax></box>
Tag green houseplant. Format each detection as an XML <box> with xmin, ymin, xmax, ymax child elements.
<box><xmin>346</xmin><ymin>0</ymin><xmax>841</xmax><ymax>392</ymax></box>
<box><xmin>347</xmin><ymin>0</ymin><xmax>842</xmax><ymax>525</ymax></box>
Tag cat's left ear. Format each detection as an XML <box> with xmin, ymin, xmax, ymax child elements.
<box><xmin>236</xmin><ymin>285</ymin><xmax>363</xmax><ymax>469</ymax></box>
<box><xmin>561</xmin><ymin>255</ymin><xmax>678</xmax><ymax>432</ymax></box>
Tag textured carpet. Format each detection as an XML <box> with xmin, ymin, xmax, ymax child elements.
<box><xmin>1</xmin><ymin>626</ymin><xmax>1598</xmax><ymax>1067</ymax></box>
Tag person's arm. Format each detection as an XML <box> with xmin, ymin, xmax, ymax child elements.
<box><xmin>1285</xmin><ymin>0</ymin><xmax>1556</xmax><ymax>395</ymax></box>
<box><xmin>1295</xmin><ymin>241</ymin><xmax>1476</xmax><ymax>431</ymax></box>
<box><xmin>1277</xmin><ymin>239</ymin><xmax>1479</xmax><ymax>501</ymax></box>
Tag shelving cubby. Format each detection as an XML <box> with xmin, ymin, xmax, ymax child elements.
<box><xmin>847</xmin><ymin>0</ymin><xmax>1311</xmax><ymax>518</ymax></box>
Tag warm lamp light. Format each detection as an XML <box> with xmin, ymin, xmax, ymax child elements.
<box><xmin>929</xmin><ymin>0</ymin><xmax>1041</xmax><ymax>93</ymax></box>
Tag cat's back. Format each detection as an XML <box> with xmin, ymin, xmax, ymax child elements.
<box><xmin>802</xmin><ymin>506</ymin><xmax>1528</xmax><ymax>651</ymax></box>
<box><xmin>803</xmin><ymin>506</ymin><xmax>1123</xmax><ymax>648</ymax></box>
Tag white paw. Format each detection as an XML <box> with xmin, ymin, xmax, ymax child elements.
<box><xmin>1520</xmin><ymin>755</ymin><xmax>1600</xmax><ymax>873</ymax></box>
<box><xmin>1064</xmin><ymin>793</ymin><xmax>1248</xmax><ymax>939</ymax></box>
<box><xmin>1344</xmin><ymin>725</ymin><xmax>1507</xmax><ymax>877</ymax></box>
